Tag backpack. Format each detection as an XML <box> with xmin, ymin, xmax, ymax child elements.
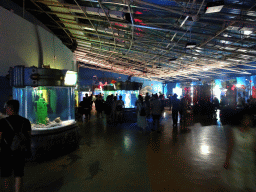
<box><xmin>4</xmin><ymin>118</ymin><xmax>27</xmax><ymax>152</ymax></box>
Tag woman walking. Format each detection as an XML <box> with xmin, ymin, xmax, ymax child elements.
<box><xmin>222</xmin><ymin>109</ymin><xmax>256</xmax><ymax>191</ymax></box>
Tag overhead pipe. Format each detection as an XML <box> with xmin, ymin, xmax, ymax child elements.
<box><xmin>117</xmin><ymin>1</ymin><xmax>135</xmax><ymax>65</ymax></box>
<box><xmin>30</xmin><ymin>1</ymin><xmax>74</xmax><ymax>44</ymax></box>
<box><xmin>97</xmin><ymin>0</ymin><xmax>118</xmax><ymax>61</ymax></box>
<box><xmin>73</xmin><ymin>0</ymin><xmax>103</xmax><ymax>61</ymax></box>
<box><xmin>77</xmin><ymin>37</ymin><xmax>253</xmax><ymax>71</ymax></box>
<box><xmin>33</xmin><ymin>8</ymin><xmax>256</xmax><ymax>44</ymax></box>
<box><xmin>75</xmin><ymin>49</ymin><xmax>164</xmax><ymax>75</ymax></box>
<box><xmin>75</xmin><ymin>49</ymin><xmax>148</xmax><ymax>70</ymax></box>
<box><xmin>198</xmin><ymin>3</ymin><xmax>256</xmax><ymax>48</ymax></box>
<box><xmin>75</xmin><ymin>37</ymin><xmax>252</xmax><ymax>69</ymax></box>
<box><xmin>76</xmin><ymin>48</ymin><xmax>235</xmax><ymax>79</ymax></box>
<box><xmin>72</xmin><ymin>25</ymin><xmax>256</xmax><ymax>59</ymax></box>
<box><xmin>133</xmin><ymin>0</ymin><xmax>191</xmax><ymax>17</ymax></box>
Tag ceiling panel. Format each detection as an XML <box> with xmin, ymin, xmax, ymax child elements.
<box><xmin>9</xmin><ymin>0</ymin><xmax>256</xmax><ymax>82</ymax></box>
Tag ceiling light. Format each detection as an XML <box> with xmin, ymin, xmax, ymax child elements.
<box><xmin>180</xmin><ymin>16</ymin><xmax>189</xmax><ymax>27</ymax></box>
<box><xmin>237</xmin><ymin>49</ymin><xmax>247</xmax><ymax>52</ymax></box>
<box><xmin>171</xmin><ymin>33</ymin><xmax>177</xmax><ymax>41</ymax></box>
<box><xmin>240</xmin><ymin>27</ymin><xmax>254</xmax><ymax>35</ymax></box>
<box><xmin>223</xmin><ymin>33</ymin><xmax>231</xmax><ymax>37</ymax></box>
<box><xmin>186</xmin><ymin>42</ymin><xmax>197</xmax><ymax>49</ymax></box>
<box><xmin>243</xmin><ymin>30</ymin><xmax>253</xmax><ymax>35</ymax></box>
<box><xmin>205</xmin><ymin>1</ymin><xmax>224</xmax><ymax>14</ymax></box>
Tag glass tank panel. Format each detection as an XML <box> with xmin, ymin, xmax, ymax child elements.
<box><xmin>13</xmin><ymin>86</ymin><xmax>75</xmax><ymax>129</ymax></box>
<box><xmin>103</xmin><ymin>90</ymin><xmax>139</xmax><ymax>108</ymax></box>
<box><xmin>78</xmin><ymin>91</ymin><xmax>92</xmax><ymax>102</ymax></box>
<box><xmin>103</xmin><ymin>90</ymin><xmax>117</xmax><ymax>101</ymax></box>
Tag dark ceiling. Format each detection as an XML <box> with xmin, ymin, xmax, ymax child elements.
<box><xmin>8</xmin><ymin>0</ymin><xmax>256</xmax><ymax>82</ymax></box>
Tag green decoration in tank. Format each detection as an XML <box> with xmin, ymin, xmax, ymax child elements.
<box><xmin>35</xmin><ymin>97</ymin><xmax>48</xmax><ymax>125</ymax></box>
<box><xmin>50</xmin><ymin>89</ymin><xmax>57</xmax><ymax>114</ymax></box>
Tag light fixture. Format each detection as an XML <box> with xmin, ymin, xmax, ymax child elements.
<box><xmin>180</xmin><ymin>16</ymin><xmax>189</xmax><ymax>27</ymax></box>
<box><xmin>186</xmin><ymin>42</ymin><xmax>197</xmax><ymax>49</ymax></box>
<box><xmin>240</xmin><ymin>27</ymin><xmax>253</xmax><ymax>35</ymax></box>
<box><xmin>245</xmin><ymin>31</ymin><xmax>253</xmax><ymax>35</ymax></box>
<box><xmin>171</xmin><ymin>33</ymin><xmax>177</xmax><ymax>42</ymax></box>
<box><xmin>64</xmin><ymin>71</ymin><xmax>77</xmax><ymax>86</ymax></box>
<box><xmin>205</xmin><ymin>1</ymin><xmax>224</xmax><ymax>14</ymax></box>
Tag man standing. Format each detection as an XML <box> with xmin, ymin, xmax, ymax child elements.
<box><xmin>172</xmin><ymin>94</ymin><xmax>180</xmax><ymax>131</ymax></box>
<box><xmin>95</xmin><ymin>95</ymin><xmax>104</xmax><ymax>118</ymax></box>
<box><xmin>79</xmin><ymin>94</ymin><xmax>92</xmax><ymax>121</ymax></box>
<box><xmin>116</xmin><ymin>95</ymin><xmax>125</xmax><ymax>123</ymax></box>
<box><xmin>0</xmin><ymin>100</ymin><xmax>32</xmax><ymax>192</ymax></box>
<box><xmin>150</xmin><ymin>94</ymin><xmax>162</xmax><ymax>133</ymax></box>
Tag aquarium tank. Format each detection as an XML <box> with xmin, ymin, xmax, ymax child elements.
<box><xmin>103</xmin><ymin>90</ymin><xmax>139</xmax><ymax>108</ymax></box>
<box><xmin>103</xmin><ymin>90</ymin><xmax>117</xmax><ymax>101</ymax></box>
<box><xmin>13</xmin><ymin>86</ymin><xmax>75</xmax><ymax>129</ymax></box>
<box><xmin>116</xmin><ymin>90</ymin><xmax>139</xmax><ymax>108</ymax></box>
<box><xmin>78</xmin><ymin>91</ymin><xmax>92</xmax><ymax>102</ymax></box>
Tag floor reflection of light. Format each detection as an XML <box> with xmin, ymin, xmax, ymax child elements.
<box><xmin>216</xmin><ymin>109</ymin><xmax>222</xmax><ymax>127</ymax></box>
<box><xmin>201</xmin><ymin>145</ymin><xmax>210</xmax><ymax>154</ymax></box>
<box><xmin>124</xmin><ymin>135</ymin><xmax>132</xmax><ymax>151</ymax></box>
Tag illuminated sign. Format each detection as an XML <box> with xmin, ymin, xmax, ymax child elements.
<box><xmin>64</xmin><ymin>71</ymin><xmax>77</xmax><ymax>86</ymax></box>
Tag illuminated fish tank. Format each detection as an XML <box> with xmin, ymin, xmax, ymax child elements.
<box><xmin>78</xmin><ymin>91</ymin><xmax>92</xmax><ymax>102</ymax></box>
<box><xmin>103</xmin><ymin>81</ymin><xmax>141</xmax><ymax>108</ymax></box>
<box><xmin>116</xmin><ymin>90</ymin><xmax>139</xmax><ymax>108</ymax></box>
<box><xmin>13</xmin><ymin>86</ymin><xmax>75</xmax><ymax>129</ymax></box>
<box><xmin>103</xmin><ymin>90</ymin><xmax>117</xmax><ymax>100</ymax></box>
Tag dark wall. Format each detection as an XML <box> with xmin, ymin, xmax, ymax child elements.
<box><xmin>0</xmin><ymin>76</ymin><xmax>12</xmax><ymax>113</ymax></box>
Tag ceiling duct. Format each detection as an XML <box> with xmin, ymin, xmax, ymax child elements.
<box><xmin>95</xmin><ymin>26</ymin><xmax>126</xmax><ymax>37</ymax></box>
<box><xmin>76</xmin><ymin>20</ymin><xmax>127</xmax><ymax>37</ymax></box>
<box><xmin>69</xmin><ymin>6</ymin><xmax>130</xmax><ymax>21</ymax></box>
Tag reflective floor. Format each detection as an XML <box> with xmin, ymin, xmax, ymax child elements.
<box><xmin>2</xmin><ymin>109</ymin><xmax>231</xmax><ymax>191</ymax></box>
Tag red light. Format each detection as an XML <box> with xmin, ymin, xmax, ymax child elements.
<box><xmin>134</xmin><ymin>19</ymin><xmax>142</xmax><ymax>23</ymax></box>
<box><xmin>114</xmin><ymin>23</ymin><xmax>125</xmax><ymax>27</ymax></box>
<box><xmin>135</xmin><ymin>11</ymin><xmax>143</xmax><ymax>15</ymax></box>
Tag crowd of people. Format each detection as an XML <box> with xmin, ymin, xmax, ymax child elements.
<box><xmin>78</xmin><ymin>93</ymin><xmax>125</xmax><ymax>124</ymax></box>
<box><xmin>2</xmin><ymin>93</ymin><xmax>256</xmax><ymax>191</ymax></box>
<box><xmin>77</xmin><ymin>92</ymin><xmax>193</xmax><ymax>133</ymax></box>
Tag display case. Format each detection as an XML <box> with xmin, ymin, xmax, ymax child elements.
<box><xmin>13</xmin><ymin>86</ymin><xmax>75</xmax><ymax>130</ymax></box>
<box><xmin>103</xmin><ymin>81</ymin><xmax>141</xmax><ymax>108</ymax></box>
<box><xmin>116</xmin><ymin>90</ymin><xmax>139</xmax><ymax>108</ymax></box>
<box><xmin>103</xmin><ymin>90</ymin><xmax>117</xmax><ymax>100</ymax></box>
<box><xmin>9</xmin><ymin>66</ymin><xmax>80</xmax><ymax>161</ymax></box>
<box><xmin>78</xmin><ymin>91</ymin><xmax>92</xmax><ymax>102</ymax></box>
<box><xmin>103</xmin><ymin>90</ymin><xmax>139</xmax><ymax>108</ymax></box>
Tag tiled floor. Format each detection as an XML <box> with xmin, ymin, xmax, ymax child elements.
<box><xmin>2</xmin><ymin>109</ymin><xmax>231</xmax><ymax>191</ymax></box>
